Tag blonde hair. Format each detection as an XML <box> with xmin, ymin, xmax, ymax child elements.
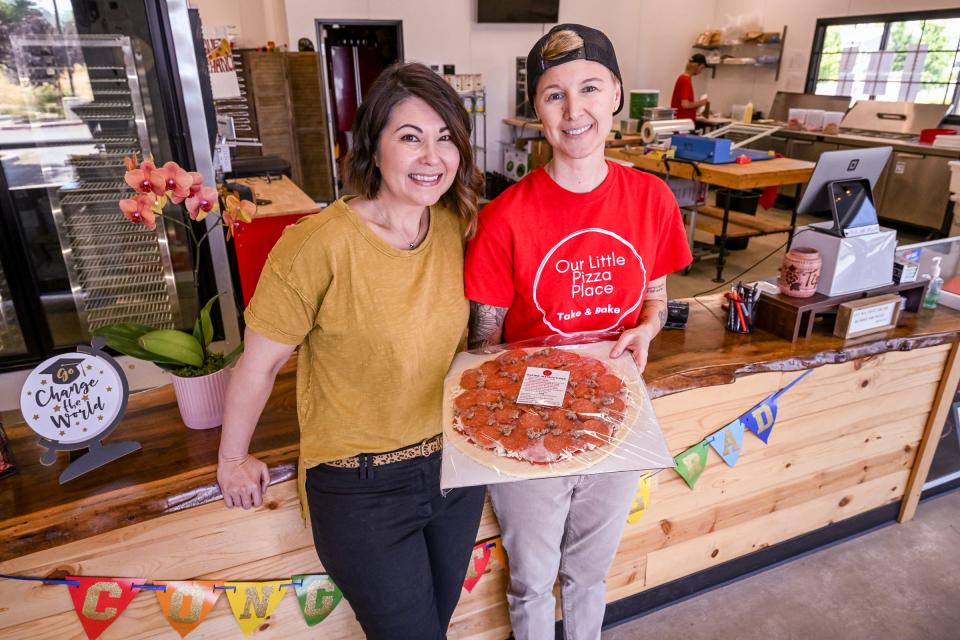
<box><xmin>541</xmin><ymin>29</ymin><xmax>584</xmax><ymax>60</ymax></box>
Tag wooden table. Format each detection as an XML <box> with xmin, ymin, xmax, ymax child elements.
<box><xmin>606</xmin><ymin>148</ymin><xmax>815</xmax><ymax>282</ymax></box>
<box><xmin>3</xmin><ymin>301</ymin><xmax>960</xmax><ymax>638</ymax></box>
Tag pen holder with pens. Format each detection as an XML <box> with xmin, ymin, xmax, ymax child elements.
<box><xmin>725</xmin><ymin>283</ymin><xmax>759</xmax><ymax>334</ymax></box>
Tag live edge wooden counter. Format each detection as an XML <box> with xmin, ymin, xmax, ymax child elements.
<box><xmin>3</xmin><ymin>299</ymin><xmax>960</xmax><ymax>639</ymax></box>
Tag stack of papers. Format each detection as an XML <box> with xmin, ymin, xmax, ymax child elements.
<box><xmin>933</xmin><ymin>134</ymin><xmax>960</xmax><ymax>149</ymax></box>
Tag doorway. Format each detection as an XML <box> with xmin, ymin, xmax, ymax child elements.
<box><xmin>315</xmin><ymin>19</ymin><xmax>403</xmax><ymax>196</ymax></box>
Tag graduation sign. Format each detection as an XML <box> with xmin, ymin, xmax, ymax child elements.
<box><xmin>19</xmin><ymin>339</ymin><xmax>140</xmax><ymax>483</ymax></box>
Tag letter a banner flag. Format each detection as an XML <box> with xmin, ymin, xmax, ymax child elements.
<box><xmin>224</xmin><ymin>581</ymin><xmax>289</xmax><ymax>636</ymax></box>
<box><xmin>707</xmin><ymin>419</ymin><xmax>746</xmax><ymax>467</ymax></box>
<box><xmin>674</xmin><ymin>441</ymin><xmax>710</xmax><ymax>489</ymax></box>
<box><xmin>292</xmin><ymin>574</ymin><xmax>342</xmax><ymax>626</ymax></box>
<box><xmin>154</xmin><ymin>580</ymin><xmax>224</xmax><ymax>637</ymax></box>
<box><xmin>67</xmin><ymin>576</ymin><xmax>142</xmax><ymax>640</ymax></box>
<box><xmin>463</xmin><ymin>541</ymin><xmax>493</xmax><ymax>592</ymax></box>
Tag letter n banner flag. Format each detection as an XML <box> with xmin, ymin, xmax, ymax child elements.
<box><xmin>67</xmin><ymin>576</ymin><xmax>142</xmax><ymax>640</ymax></box>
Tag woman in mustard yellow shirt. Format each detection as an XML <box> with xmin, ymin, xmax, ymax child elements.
<box><xmin>216</xmin><ymin>63</ymin><xmax>485</xmax><ymax>640</ymax></box>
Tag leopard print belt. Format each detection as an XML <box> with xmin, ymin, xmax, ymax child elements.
<box><xmin>322</xmin><ymin>433</ymin><xmax>443</xmax><ymax>469</ymax></box>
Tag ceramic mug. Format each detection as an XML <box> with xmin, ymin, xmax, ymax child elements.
<box><xmin>779</xmin><ymin>247</ymin><xmax>822</xmax><ymax>298</ymax></box>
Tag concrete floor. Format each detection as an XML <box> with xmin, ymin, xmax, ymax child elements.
<box><xmin>603</xmin><ymin>489</ymin><xmax>960</xmax><ymax>640</ymax></box>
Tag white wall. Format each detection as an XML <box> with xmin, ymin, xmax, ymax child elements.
<box><xmin>705</xmin><ymin>0</ymin><xmax>960</xmax><ymax>117</ymax></box>
<box><xmin>191</xmin><ymin>0</ymin><xmax>289</xmax><ymax>49</ymax></box>
<box><xmin>282</xmin><ymin>0</ymin><xmax>705</xmax><ymax>173</ymax></box>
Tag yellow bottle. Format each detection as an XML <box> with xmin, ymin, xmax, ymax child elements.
<box><xmin>743</xmin><ymin>101</ymin><xmax>753</xmax><ymax>123</ymax></box>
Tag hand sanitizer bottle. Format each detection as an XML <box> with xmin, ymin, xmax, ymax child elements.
<box><xmin>923</xmin><ymin>256</ymin><xmax>943</xmax><ymax>309</ymax></box>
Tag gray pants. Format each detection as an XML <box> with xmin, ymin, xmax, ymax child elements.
<box><xmin>489</xmin><ymin>470</ymin><xmax>640</xmax><ymax>640</ymax></box>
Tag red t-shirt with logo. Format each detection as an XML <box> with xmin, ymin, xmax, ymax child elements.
<box><xmin>465</xmin><ymin>161</ymin><xmax>692</xmax><ymax>342</ymax></box>
<box><xmin>671</xmin><ymin>73</ymin><xmax>696</xmax><ymax>121</ymax></box>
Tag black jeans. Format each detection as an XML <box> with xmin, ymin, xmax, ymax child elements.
<box><xmin>306</xmin><ymin>451</ymin><xmax>486</xmax><ymax>640</ymax></box>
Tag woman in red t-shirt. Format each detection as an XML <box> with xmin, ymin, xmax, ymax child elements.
<box><xmin>465</xmin><ymin>24</ymin><xmax>691</xmax><ymax>640</ymax></box>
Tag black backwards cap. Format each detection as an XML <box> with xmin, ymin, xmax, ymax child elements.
<box><xmin>526</xmin><ymin>24</ymin><xmax>624</xmax><ymax>115</ymax></box>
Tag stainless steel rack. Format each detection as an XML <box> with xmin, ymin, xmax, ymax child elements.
<box><xmin>12</xmin><ymin>34</ymin><xmax>181</xmax><ymax>336</ymax></box>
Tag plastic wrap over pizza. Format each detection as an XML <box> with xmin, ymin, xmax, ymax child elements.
<box><xmin>442</xmin><ymin>343</ymin><xmax>645</xmax><ymax>479</ymax></box>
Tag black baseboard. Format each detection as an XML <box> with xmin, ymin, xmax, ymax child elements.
<box><xmin>549</xmin><ymin>483</ymin><xmax>959</xmax><ymax>638</ymax></box>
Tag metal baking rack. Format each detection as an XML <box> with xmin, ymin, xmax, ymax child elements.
<box><xmin>12</xmin><ymin>34</ymin><xmax>181</xmax><ymax>336</ymax></box>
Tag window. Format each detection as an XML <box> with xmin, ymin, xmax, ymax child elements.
<box><xmin>807</xmin><ymin>9</ymin><xmax>960</xmax><ymax>117</ymax></box>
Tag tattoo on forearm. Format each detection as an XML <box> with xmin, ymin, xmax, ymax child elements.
<box><xmin>657</xmin><ymin>306</ymin><xmax>668</xmax><ymax>329</ymax></box>
<box><xmin>468</xmin><ymin>302</ymin><xmax>507</xmax><ymax>350</ymax></box>
<box><xmin>646</xmin><ymin>282</ymin><xmax>666</xmax><ymax>296</ymax></box>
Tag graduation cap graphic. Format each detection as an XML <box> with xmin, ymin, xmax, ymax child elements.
<box><xmin>40</xmin><ymin>357</ymin><xmax>85</xmax><ymax>385</ymax></box>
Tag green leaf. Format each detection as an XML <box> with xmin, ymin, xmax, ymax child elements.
<box><xmin>193</xmin><ymin>318</ymin><xmax>203</xmax><ymax>348</ymax></box>
<box><xmin>223</xmin><ymin>341</ymin><xmax>244</xmax><ymax>367</ymax></box>
<box><xmin>93</xmin><ymin>323</ymin><xmax>184</xmax><ymax>366</ymax></box>
<box><xmin>139</xmin><ymin>329</ymin><xmax>204</xmax><ymax>367</ymax></box>
<box><xmin>199</xmin><ymin>294</ymin><xmax>221</xmax><ymax>350</ymax></box>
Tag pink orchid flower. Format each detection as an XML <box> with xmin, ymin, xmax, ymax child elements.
<box><xmin>119</xmin><ymin>194</ymin><xmax>159</xmax><ymax>230</ymax></box>
<box><xmin>185</xmin><ymin>186</ymin><xmax>220</xmax><ymax>221</ymax></box>
<box><xmin>124</xmin><ymin>159</ymin><xmax>165</xmax><ymax>196</ymax></box>
<box><xmin>187</xmin><ymin>172</ymin><xmax>204</xmax><ymax>196</ymax></box>
<box><xmin>156</xmin><ymin>161</ymin><xmax>194</xmax><ymax>204</ymax></box>
<box><xmin>222</xmin><ymin>194</ymin><xmax>256</xmax><ymax>239</ymax></box>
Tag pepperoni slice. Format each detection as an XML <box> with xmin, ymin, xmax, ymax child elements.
<box><xmin>473</xmin><ymin>424</ymin><xmax>502</xmax><ymax>448</ymax></box>
<box><xmin>454</xmin><ymin>391</ymin><xmax>480</xmax><ymax>411</ymax></box>
<box><xmin>462</xmin><ymin>407</ymin><xmax>495</xmax><ymax>428</ymax></box>
<box><xmin>495</xmin><ymin>404</ymin><xmax>521</xmax><ymax>423</ymax></box>
<box><xmin>543</xmin><ymin>432</ymin><xmax>577</xmax><ymax>455</ymax></box>
<box><xmin>570</xmin><ymin>398</ymin><xmax>599</xmax><ymax>418</ymax></box>
<box><xmin>600</xmin><ymin>395</ymin><xmax>626</xmax><ymax>415</ymax></box>
<box><xmin>579</xmin><ymin>419</ymin><xmax>613</xmax><ymax>446</ymax></box>
<box><xmin>479</xmin><ymin>360</ymin><xmax>501</xmax><ymax>377</ymax></box>
<box><xmin>500</xmin><ymin>382</ymin><xmax>522</xmax><ymax>402</ymax></box>
<box><xmin>498</xmin><ymin>427</ymin><xmax>530</xmax><ymax>452</ymax></box>
<box><xmin>486</xmin><ymin>372</ymin><xmax>518</xmax><ymax>390</ymax></box>
<box><xmin>548</xmin><ymin>408</ymin><xmax>578</xmax><ymax>432</ymax></box>
<box><xmin>598</xmin><ymin>373</ymin><xmax>624</xmax><ymax>394</ymax></box>
<box><xmin>460</xmin><ymin>368</ymin><xmax>483</xmax><ymax>389</ymax></box>
<box><xmin>518</xmin><ymin>411</ymin><xmax>545</xmax><ymax>431</ymax></box>
<box><xmin>551</xmin><ymin>349</ymin><xmax>582</xmax><ymax>366</ymax></box>
<box><xmin>496</xmin><ymin>349</ymin><xmax>528</xmax><ymax>366</ymax></box>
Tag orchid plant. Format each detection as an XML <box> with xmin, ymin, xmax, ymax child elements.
<box><xmin>94</xmin><ymin>155</ymin><xmax>256</xmax><ymax>377</ymax></box>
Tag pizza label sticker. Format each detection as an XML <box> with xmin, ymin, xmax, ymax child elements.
<box><xmin>516</xmin><ymin>367</ymin><xmax>570</xmax><ymax>407</ymax></box>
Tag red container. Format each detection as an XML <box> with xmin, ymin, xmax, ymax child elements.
<box><xmin>233</xmin><ymin>213</ymin><xmax>313</xmax><ymax>305</ymax></box>
<box><xmin>920</xmin><ymin>128</ymin><xmax>957</xmax><ymax>144</ymax></box>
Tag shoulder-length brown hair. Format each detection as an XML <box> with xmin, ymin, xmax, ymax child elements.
<box><xmin>345</xmin><ymin>62</ymin><xmax>483</xmax><ymax>238</ymax></box>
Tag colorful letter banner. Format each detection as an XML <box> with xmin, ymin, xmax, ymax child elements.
<box><xmin>463</xmin><ymin>541</ymin><xmax>493</xmax><ymax>592</ymax></box>
<box><xmin>627</xmin><ymin>473</ymin><xmax>653</xmax><ymax>524</ymax></box>
<box><xmin>224</xmin><ymin>581</ymin><xmax>289</xmax><ymax>636</ymax></box>
<box><xmin>674</xmin><ymin>441</ymin><xmax>710</xmax><ymax>489</ymax></box>
<box><xmin>67</xmin><ymin>576</ymin><xmax>143</xmax><ymax>640</ymax></box>
<box><xmin>707</xmin><ymin>419</ymin><xmax>746</xmax><ymax>467</ymax></box>
<box><xmin>489</xmin><ymin>537</ymin><xmax>508</xmax><ymax>573</ymax></box>
<box><xmin>292</xmin><ymin>574</ymin><xmax>342</xmax><ymax>626</ymax></box>
<box><xmin>154</xmin><ymin>580</ymin><xmax>223</xmax><ymax>637</ymax></box>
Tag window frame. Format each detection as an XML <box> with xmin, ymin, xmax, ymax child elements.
<box><xmin>805</xmin><ymin>8</ymin><xmax>960</xmax><ymax>124</ymax></box>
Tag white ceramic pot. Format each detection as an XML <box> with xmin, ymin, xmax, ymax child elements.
<box><xmin>170</xmin><ymin>367</ymin><xmax>231</xmax><ymax>430</ymax></box>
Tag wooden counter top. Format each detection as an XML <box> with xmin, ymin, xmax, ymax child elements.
<box><xmin>4</xmin><ymin>299</ymin><xmax>960</xmax><ymax>562</ymax></box>
<box><xmin>233</xmin><ymin>175</ymin><xmax>323</xmax><ymax>220</ymax></box>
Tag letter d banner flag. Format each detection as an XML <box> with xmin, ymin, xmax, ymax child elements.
<box><xmin>67</xmin><ymin>576</ymin><xmax>142</xmax><ymax>640</ymax></box>
<box><xmin>224</xmin><ymin>581</ymin><xmax>289</xmax><ymax>636</ymax></box>
<box><xmin>743</xmin><ymin>370</ymin><xmax>813</xmax><ymax>444</ymax></box>
<box><xmin>154</xmin><ymin>580</ymin><xmax>224</xmax><ymax>637</ymax></box>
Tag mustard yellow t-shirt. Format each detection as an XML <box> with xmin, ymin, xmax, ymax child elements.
<box><xmin>245</xmin><ymin>197</ymin><xmax>470</xmax><ymax>473</ymax></box>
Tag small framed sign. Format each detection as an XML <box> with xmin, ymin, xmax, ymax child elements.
<box><xmin>834</xmin><ymin>293</ymin><xmax>902</xmax><ymax>339</ymax></box>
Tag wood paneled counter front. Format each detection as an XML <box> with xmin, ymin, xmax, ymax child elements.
<box><xmin>3</xmin><ymin>298</ymin><xmax>960</xmax><ymax>639</ymax></box>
